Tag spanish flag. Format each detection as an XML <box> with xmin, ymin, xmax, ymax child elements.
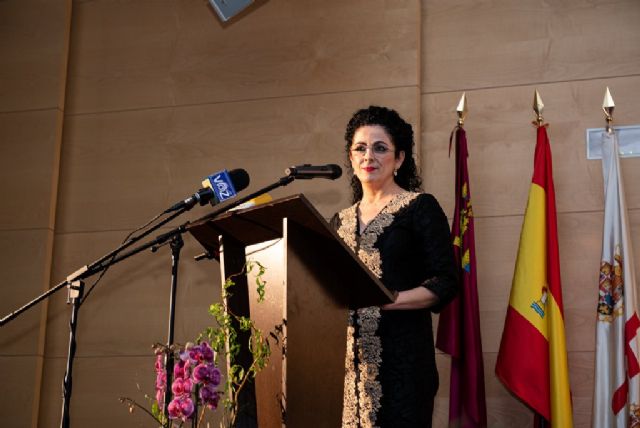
<box><xmin>495</xmin><ymin>125</ymin><xmax>573</xmax><ymax>427</ymax></box>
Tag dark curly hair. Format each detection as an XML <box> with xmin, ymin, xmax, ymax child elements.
<box><xmin>344</xmin><ymin>105</ymin><xmax>422</xmax><ymax>203</ymax></box>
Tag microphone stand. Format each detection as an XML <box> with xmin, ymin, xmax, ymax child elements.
<box><xmin>151</xmin><ymin>233</ymin><xmax>184</xmax><ymax>427</ymax></box>
<box><xmin>0</xmin><ymin>174</ymin><xmax>297</xmax><ymax>428</ymax></box>
<box><xmin>60</xmin><ymin>279</ymin><xmax>83</xmax><ymax>428</ymax></box>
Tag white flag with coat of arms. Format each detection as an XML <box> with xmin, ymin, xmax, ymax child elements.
<box><xmin>594</xmin><ymin>131</ymin><xmax>640</xmax><ymax>427</ymax></box>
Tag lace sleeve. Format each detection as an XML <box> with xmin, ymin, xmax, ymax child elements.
<box><xmin>413</xmin><ymin>194</ymin><xmax>458</xmax><ymax>313</ymax></box>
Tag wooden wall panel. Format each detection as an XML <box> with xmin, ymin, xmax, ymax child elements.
<box><xmin>56</xmin><ymin>87</ymin><xmax>419</xmax><ymax>233</ymax></box>
<box><xmin>422</xmin><ymin>0</ymin><xmax>640</xmax><ymax>93</ymax></box>
<box><xmin>66</xmin><ymin>0</ymin><xmax>420</xmax><ymax>114</ymax></box>
<box><xmin>421</xmin><ymin>75</ymin><xmax>640</xmax><ymax>219</ymax></box>
<box><xmin>0</xmin><ymin>0</ymin><xmax>71</xmax><ymax>112</ymax></box>
<box><xmin>0</xmin><ymin>230</ymin><xmax>53</xmax><ymax>355</ymax></box>
<box><xmin>0</xmin><ymin>356</ymin><xmax>43</xmax><ymax>428</ymax></box>
<box><xmin>0</xmin><ymin>1</ymin><xmax>70</xmax><ymax>426</ymax></box>
<box><xmin>0</xmin><ymin>110</ymin><xmax>63</xmax><ymax>230</ymax></box>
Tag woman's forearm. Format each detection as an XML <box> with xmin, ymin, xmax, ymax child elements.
<box><xmin>381</xmin><ymin>286</ymin><xmax>440</xmax><ymax>310</ymax></box>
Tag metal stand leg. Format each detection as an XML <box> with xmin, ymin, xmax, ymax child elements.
<box><xmin>60</xmin><ymin>280</ymin><xmax>84</xmax><ymax>428</ymax></box>
<box><xmin>163</xmin><ymin>234</ymin><xmax>184</xmax><ymax>426</ymax></box>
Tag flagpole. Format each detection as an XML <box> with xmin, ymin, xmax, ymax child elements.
<box><xmin>532</xmin><ymin>89</ymin><xmax>548</xmax><ymax>428</ymax></box>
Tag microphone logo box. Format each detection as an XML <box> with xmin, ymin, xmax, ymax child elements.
<box><xmin>202</xmin><ymin>170</ymin><xmax>237</xmax><ymax>202</ymax></box>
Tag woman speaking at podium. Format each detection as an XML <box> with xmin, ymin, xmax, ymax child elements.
<box><xmin>331</xmin><ymin>106</ymin><xmax>458</xmax><ymax>428</ymax></box>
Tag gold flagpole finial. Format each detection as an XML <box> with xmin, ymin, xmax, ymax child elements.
<box><xmin>533</xmin><ymin>90</ymin><xmax>545</xmax><ymax>126</ymax></box>
<box><xmin>456</xmin><ymin>92</ymin><xmax>468</xmax><ymax>126</ymax></box>
<box><xmin>603</xmin><ymin>86</ymin><xmax>615</xmax><ymax>133</ymax></box>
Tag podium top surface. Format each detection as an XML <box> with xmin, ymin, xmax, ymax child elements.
<box><xmin>187</xmin><ymin>194</ymin><xmax>395</xmax><ymax>307</ymax></box>
<box><xmin>188</xmin><ymin>194</ymin><xmax>332</xmax><ymax>248</ymax></box>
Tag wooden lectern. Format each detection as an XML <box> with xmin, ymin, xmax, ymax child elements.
<box><xmin>188</xmin><ymin>194</ymin><xmax>394</xmax><ymax>427</ymax></box>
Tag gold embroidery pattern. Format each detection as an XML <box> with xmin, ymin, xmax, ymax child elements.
<box><xmin>337</xmin><ymin>205</ymin><xmax>360</xmax><ymax>427</ymax></box>
<box><xmin>337</xmin><ymin>192</ymin><xmax>420</xmax><ymax>427</ymax></box>
<box><xmin>342</xmin><ymin>321</ymin><xmax>358</xmax><ymax>428</ymax></box>
<box><xmin>358</xmin><ymin>192</ymin><xmax>419</xmax><ymax>279</ymax></box>
<box><xmin>337</xmin><ymin>204</ymin><xmax>358</xmax><ymax>253</ymax></box>
<box><xmin>338</xmin><ymin>204</ymin><xmax>360</xmax><ymax>428</ymax></box>
<box><xmin>358</xmin><ymin>250</ymin><xmax>382</xmax><ymax>278</ymax></box>
<box><xmin>356</xmin><ymin>306</ymin><xmax>382</xmax><ymax>426</ymax></box>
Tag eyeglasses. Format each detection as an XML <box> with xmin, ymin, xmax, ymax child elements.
<box><xmin>350</xmin><ymin>143</ymin><xmax>393</xmax><ymax>157</ymax></box>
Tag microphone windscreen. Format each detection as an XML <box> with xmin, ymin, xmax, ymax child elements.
<box><xmin>201</xmin><ymin>168</ymin><xmax>250</xmax><ymax>204</ymax></box>
<box><xmin>229</xmin><ymin>168</ymin><xmax>250</xmax><ymax>191</ymax></box>
<box><xmin>327</xmin><ymin>164</ymin><xmax>342</xmax><ymax>179</ymax></box>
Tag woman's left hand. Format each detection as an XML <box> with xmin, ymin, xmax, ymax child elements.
<box><xmin>381</xmin><ymin>286</ymin><xmax>440</xmax><ymax>310</ymax></box>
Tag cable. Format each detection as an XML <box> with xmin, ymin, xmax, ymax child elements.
<box><xmin>80</xmin><ymin>210</ymin><xmax>168</xmax><ymax>305</ymax></box>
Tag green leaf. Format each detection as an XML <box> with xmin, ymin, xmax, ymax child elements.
<box><xmin>238</xmin><ymin>316</ymin><xmax>252</xmax><ymax>331</ymax></box>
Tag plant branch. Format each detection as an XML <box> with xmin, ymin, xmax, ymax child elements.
<box><xmin>119</xmin><ymin>396</ymin><xmax>163</xmax><ymax>423</ymax></box>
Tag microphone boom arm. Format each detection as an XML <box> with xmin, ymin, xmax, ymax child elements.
<box><xmin>0</xmin><ymin>175</ymin><xmax>296</xmax><ymax>326</ymax></box>
<box><xmin>0</xmin><ymin>206</ymin><xmax>191</xmax><ymax>326</ymax></box>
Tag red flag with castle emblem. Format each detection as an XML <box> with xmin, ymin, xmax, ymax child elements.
<box><xmin>495</xmin><ymin>125</ymin><xmax>573</xmax><ymax>427</ymax></box>
<box><xmin>436</xmin><ymin>126</ymin><xmax>487</xmax><ymax>427</ymax></box>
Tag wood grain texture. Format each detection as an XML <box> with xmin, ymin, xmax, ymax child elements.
<box><xmin>422</xmin><ymin>0</ymin><xmax>640</xmax><ymax>93</ymax></box>
<box><xmin>65</xmin><ymin>0</ymin><xmax>419</xmax><ymax>114</ymax></box>
<box><xmin>0</xmin><ymin>4</ymin><xmax>69</xmax><ymax>426</ymax></box>
<box><xmin>421</xmin><ymin>75</ymin><xmax>640</xmax><ymax>218</ymax></box>
<box><xmin>0</xmin><ymin>356</ymin><xmax>44</xmax><ymax>428</ymax></box>
<box><xmin>0</xmin><ymin>229</ymin><xmax>54</xmax><ymax>355</ymax></box>
<box><xmin>0</xmin><ymin>0</ymin><xmax>71</xmax><ymax>112</ymax></box>
<box><xmin>0</xmin><ymin>110</ymin><xmax>64</xmax><ymax>230</ymax></box>
<box><xmin>56</xmin><ymin>87</ymin><xmax>419</xmax><ymax>233</ymax></box>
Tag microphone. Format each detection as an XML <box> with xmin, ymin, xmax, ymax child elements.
<box><xmin>167</xmin><ymin>168</ymin><xmax>250</xmax><ymax>212</ymax></box>
<box><xmin>285</xmin><ymin>164</ymin><xmax>342</xmax><ymax>180</ymax></box>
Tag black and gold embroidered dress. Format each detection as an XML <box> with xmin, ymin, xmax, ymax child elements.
<box><xmin>331</xmin><ymin>192</ymin><xmax>458</xmax><ymax>428</ymax></box>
